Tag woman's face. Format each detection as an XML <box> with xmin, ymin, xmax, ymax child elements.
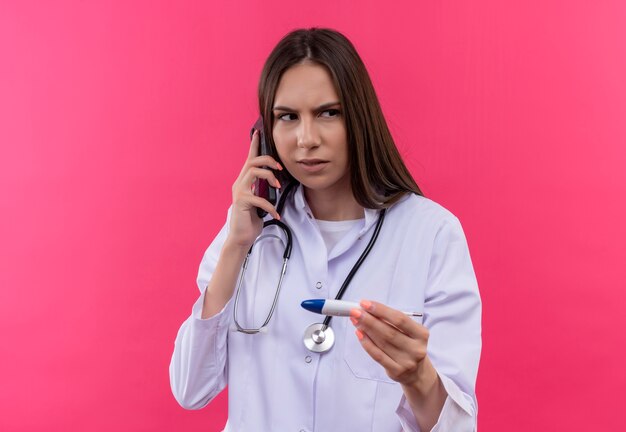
<box><xmin>272</xmin><ymin>62</ymin><xmax>350</xmax><ymax>197</ymax></box>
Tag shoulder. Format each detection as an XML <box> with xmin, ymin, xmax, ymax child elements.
<box><xmin>388</xmin><ymin>193</ymin><xmax>460</xmax><ymax>231</ymax></box>
<box><xmin>385</xmin><ymin>194</ymin><xmax>472</xmax><ymax>261</ymax></box>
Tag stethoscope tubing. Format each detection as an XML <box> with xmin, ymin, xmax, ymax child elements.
<box><xmin>232</xmin><ymin>180</ymin><xmax>387</xmax><ymax>353</ymax></box>
<box><xmin>233</xmin><ymin>183</ymin><xmax>297</xmax><ymax>334</ymax></box>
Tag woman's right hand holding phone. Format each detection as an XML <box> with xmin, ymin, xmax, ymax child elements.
<box><xmin>226</xmin><ymin>130</ymin><xmax>282</xmax><ymax>250</ymax></box>
<box><xmin>200</xmin><ymin>131</ymin><xmax>282</xmax><ymax>318</ymax></box>
<box><xmin>201</xmin><ymin>130</ymin><xmax>282</xmax><ymax>319</ymax></box>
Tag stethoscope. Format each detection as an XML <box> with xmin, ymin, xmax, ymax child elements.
<box><xmin>233</xmin><ymin>181</ymin><xmax>386</xmax><ymax>353</ymax></box>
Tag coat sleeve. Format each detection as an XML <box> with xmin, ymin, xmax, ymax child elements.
<box><xmin>396</xmin><ymin>215</ymin><xmax>482</xmax><ymax>431</ymax></box>
<box><xmin>169</xmin><ymin>213</ymin><xmax>235</xmax><ymax>410</ymax></box>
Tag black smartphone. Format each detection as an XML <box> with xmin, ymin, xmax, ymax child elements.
<box><xmin>250</xmin><ymin>117</ymin><xmax>277</xmax><ymax>218</ymax></box>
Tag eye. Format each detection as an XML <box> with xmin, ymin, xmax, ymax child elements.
<box><xmin>320</xmin><ymin>109</ymin><xmax>341</xmax><ymax>118</ymax></box>
<box><xmin>276</xmin><ymin>113</ymin><xmax>298</xmax><ymax>121</ymax></box>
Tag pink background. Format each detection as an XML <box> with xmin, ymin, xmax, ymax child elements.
<box><xmin>1</xmin><ymin>1</ymin><xmax>625</xmax><ymax>430</ymax></box>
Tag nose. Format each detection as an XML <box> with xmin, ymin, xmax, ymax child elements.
<box><xmin>296</xmin><ymin>117</ymin><xmax>321</xmax><ymax>149</ymax></box>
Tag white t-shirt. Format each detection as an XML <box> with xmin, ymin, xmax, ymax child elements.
<box><xmin>315</xmin><ymin>218</ymin><xmax>364</xmax><ymax>255</ymax></box>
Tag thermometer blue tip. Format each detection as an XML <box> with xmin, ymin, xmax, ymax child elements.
<box><xmin>301</xmin><ymin>299</ymin><xmax>325</xmax><ymax>314</ymax></box>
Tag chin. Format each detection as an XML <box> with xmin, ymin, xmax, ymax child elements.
<box><xmin>295</xmin><ymin>178</ymin><xmax>324</xmax><ymax>190</ymax></box>
<box><xmin>301</xmin><ymin>178</ymin><xmax>347</xmax><ymax>194</ymax></box>
<box><xmin>288</xmin><ymin>168</ymin><xmax>349</xmax><ymax>194</ymax></box>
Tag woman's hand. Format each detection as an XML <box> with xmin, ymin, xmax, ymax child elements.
<box><xmin>227</xmin><ymin>130</ymin><xmax>283</xmax><ymax>249</ymax></box>
<box><xmin>199</xmin><ymin>131</ymin><xmax>283</xmax><ymax>319</ymax></box>
<box><xmin>349</xmin><ymin>300</ymin><xmax>430</xmax><ymax>386</ymax></box>
<box><xmin>350</xmin><ymin>300</ymin><xmax>447</xmax><ymax>430</ymax></box>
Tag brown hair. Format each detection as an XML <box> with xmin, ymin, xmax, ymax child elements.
<box><xmin>258</xmin><ymin>28</ymin><xmax>423</xmax><ymax>208</ymax></box>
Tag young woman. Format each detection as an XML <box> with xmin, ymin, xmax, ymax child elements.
<box><xmin>170</xmin><ymin>28</ymin><xmax>481</xmax><ymax>432</ymax></box>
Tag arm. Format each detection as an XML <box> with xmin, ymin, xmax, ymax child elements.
<box><xmin>416</xmin><ymin>216</ymin><xmax>481</xmax><ymax>431</ymax></box>
<box><xmin>202</xmin><ymin>129</ymin><xmax>283</xmax><ymax>318</ymax></box>
<box><xmin>200</xmin><ymin>240</ymin><xmax>251</xmax><ymax>318</ymax></box>
<box><xmin>169</xmin><ymin>130</ymin><xmax>284</xmax><ymax>409</ymax></box>
<box><xmin>352</xmin><ymin>216</ymin><xmax>481</xmax><ymax>431</ymax></box>
<box><xmin>351</xmin><ymin>301</ymin><xmax>448</xmax><ymax>431</ymax></box>
<box><xmin>169</xmin><ymin>220</ymin><xmax>235</xmax><ymax>409</ymax></box>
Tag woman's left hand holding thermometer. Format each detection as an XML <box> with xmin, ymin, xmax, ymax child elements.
<box><xmin>350</xmin><ymin>300</ymin><xmax>447</xmax><ymax>431</ymax></box>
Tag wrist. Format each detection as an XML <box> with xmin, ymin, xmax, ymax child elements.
<box><xmin>223</xmin><ymin>237</ymin><xmax>253</xmax><ymax>256</ymax></box>
<box><xmin>402</xmin><ymin>356</ymin><xmax>441</xmax><ymax>398</ymax></box>
<box><xmin>400</xmin><ymin>356</ymin><xmax>448</xmax><ymax>431</ymax></box>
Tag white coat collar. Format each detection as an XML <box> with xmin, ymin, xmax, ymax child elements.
<box><xmin>292</xmin><ymin>183</ymin><xmax>381</xmax><ymax>236</ymax></box>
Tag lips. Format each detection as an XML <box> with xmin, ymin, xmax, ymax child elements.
<box><xmin>298</xmin><ymin>159</ymin><xmax>329</xmax><ymax>165</ymax></box>
<box><xmin>297</xmin><ymin>159</ymin><xmax>329</xmax><ymax>173</ymax></box>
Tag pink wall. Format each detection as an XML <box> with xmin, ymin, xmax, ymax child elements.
<box><xmin>1</xmin><ymin>1</ymin><xmax>625</xmax><ymax>430</ymax></box>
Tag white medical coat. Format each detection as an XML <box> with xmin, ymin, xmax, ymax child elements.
<box><xmin>170</xmin><ymin>186</ymin><xmax>482</xmax><ymax>431</ymax></box>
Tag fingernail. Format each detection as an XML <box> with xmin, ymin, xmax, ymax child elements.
<box><xmin>360</xmin><ymin>300</ymin><xmax>372</xmax><ymax>310</ymax></box>
<box><xmin>276</xmin><ymin>163</ymin><xmax>283</xmax><ymax>170</ymax></box>
<box><xmin>350</xmin><ymin>317</ymin><xmax>358</xmax><ymax>326</ymax></box>
<box><xmin>349</xmin><ymin>308</ymin><xmax>362</xmax><ymax>319</ymax></box>
<box><xmin>355</xmin><ymin>329</ymin><xmax>364</xmax><ymax>341</ymax></box>
<box><xmin>276</xmin><ymin>214</ymin><xmax>281</xmax><ymax>220</ymax></box>
<box><xmin>275</xmin><ymin>180</ymin><xmax>281</xmax><ymax>188</ymax></box>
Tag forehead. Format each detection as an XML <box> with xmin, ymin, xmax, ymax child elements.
<box><xmin>273</xmin><ymin>63</ymin><xmax>339</xmax><ymax>108</ymax></box>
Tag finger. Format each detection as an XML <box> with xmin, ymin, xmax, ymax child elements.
<box><xmin>249</xmin><ymin>155</ymin><xmax>283</xmax><ymax>171</ymax></box>
<box><xmin>355</xmin><ymin>329</ymin><xmax>403</xmax><ymax>376</ymax></box>
<box><xmin>357</xmin><ymin>329</ymin><xmax>428</xmax><ymax>385</ymax></box>
<box><xmin>352</xmin><ymin>309</ymin><xmax>429</xmax><ymax>376</ymax></box>
<box><xmin>245</xmin><ymin>195</ymin><xmax>281</xmax><ymax>220</ymax></box>
<box><xmin>240</xmin><ymin>167</ymin><xmax>282</xmax><ymax>190</ymax></box>
<box><xmin>247</xmin><ymin>129</ymin><xmax>260</xmax><ymax>160</ymax></box>
<box><xmin>352</xmin><ymin>309</ymin><xmax>416</xmax><ymax>357</ymax></box>
<box><xmin>236</xmin><ymin>156</ymin><xmax>283</xmax><ymax>185</ymax></box>
<box><xmin>234</xmin><ymin>192</ymin><xmax>281</xmax><ymax>220</ymax></box>
<box><xmin>360</xmin><ymin>300</ymin><xmax>426</xmax><ymax>340</ymax></box>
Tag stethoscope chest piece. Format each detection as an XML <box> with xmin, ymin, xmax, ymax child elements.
<box><xmin>303</xmin><ymin>323</ymin><xmax>335</xmax><ymax>353</ymax></box>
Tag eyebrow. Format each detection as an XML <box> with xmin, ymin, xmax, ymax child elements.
<box><xmin>272</xmin><ymin>101</ymin><xmax>341</xmax><ymax>112</ymax></box>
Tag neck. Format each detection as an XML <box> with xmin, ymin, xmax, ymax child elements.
<box><xmin>304</xmin><ymin>185</ymin><xmax>364</xmax><ymax>221</ymax></box>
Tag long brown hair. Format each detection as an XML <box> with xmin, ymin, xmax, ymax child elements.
<box><xmin>258</xmin><ymin>28</ymin><xmax>423</xmax><ymax>209</ymax></box>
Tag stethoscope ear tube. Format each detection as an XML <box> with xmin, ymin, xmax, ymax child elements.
<box><xmin>234</xmin><ymin>251</ymin><xmax>289</xmax><ymax>334</ymax></box>
<box><xmin>262</xmin><ymin>219</ymin><xmax>292</xmax><ymax>259</ymax></box>
<box><xmin>233</xmin><ymin>183</ymin><xmax>297</xmax><ymax>334</ymax></box>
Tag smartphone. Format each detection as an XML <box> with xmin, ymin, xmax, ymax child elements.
<box><xmin>250</xmin><ymin>117</ymin><xmax>277</xmax><ymax>218</ymax></box>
